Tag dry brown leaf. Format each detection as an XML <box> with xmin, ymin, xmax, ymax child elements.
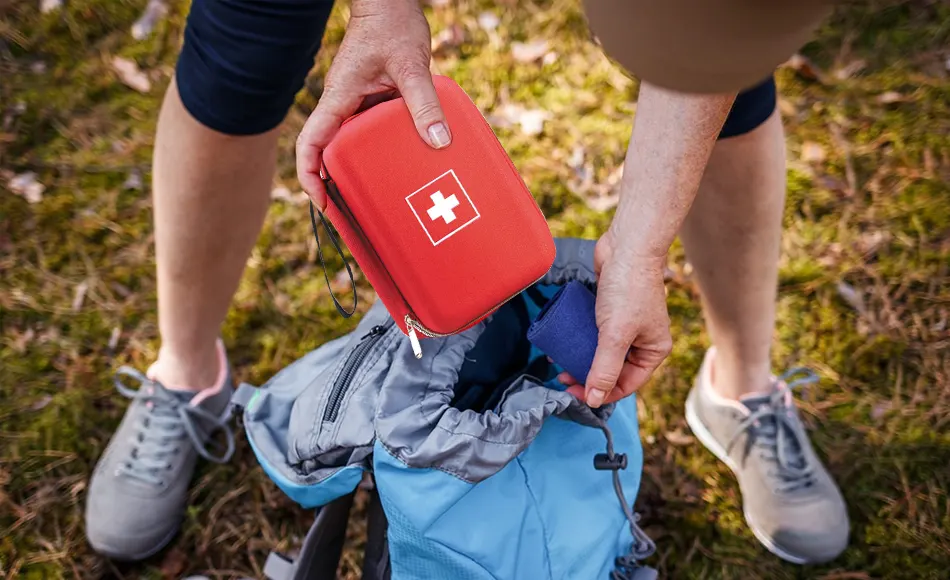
<box><xmin>516</xmin><ymin>109</ymin><xmax>550</xmax><ymax>136</ymax></box>
<box><xmin>159</xmin><ymin>548</ymin><xmax>188</xmax><ymax>579</ymax></box>
<box><xmin>111</xmin><ymin>56</ymin><xmax>151</xmax><ymax>93</ymax></box>
<box><xmin>131</xmin><ymin>0</ymin><xmax>168</xmax><ymax>40</ymax></box>
<box><xmin>836</xmin><ymin>281</ymin><xmax>866</xmax><ymax>315</ymax></box>
<box><xmin>871</xmin><ymin>401</ymin><xmax>892</xmax><ymax>421</ymax></box>
<box><xmin>39</xmin><ymin>0</ymin><xmax>61</xmax><ymax>14</ymax></box>
<box><xmin>431</xmin><ymin>24</ymin><xmax>466</xmax><ymax>56</ymax></box>
<box><xmin>834</xmin><ymin>59</ymin><xmax>866</xmax><ymax>80</ymax></box>
<box><xmin>7</xmin><ymin>172</ymin><xmax>45</xmax><ymax>203</ymax></box>
<box><xmin>270</xmin><ymin>185</ymin><xmax>292</xmax><ymax>201</ymax></box>
<box><xmin>665</xmin><ymin>429</ymin><xmax>695</xmax><ymax>447</ymax></box>
<box><xmin>801</xmin><ymin>142</ymin><xmax>827</xmax><ymax>163</ymax></box>
<box><xmin>486</xmin><ymin>104</ymin><xmax>551</xmax><ymax>136</ymax></box>
<box><xmin>477</xmin><ymin>12</ymin><xmax>499</xmax><ymax>32</ymax></box>
<box><xmin>923</xmin><ymin>148</ymin><xmax>936</xmax><ymax>176</ymax></box>
<box><xmin>122</xmin><ymin>170</ymin><xmax>143</xmax><ymax>191</ymax></box>
<box><xmin>512</xmin><ymin>40</ymin><xmax>549</xmax><ymax>63</ymax></box>
<box><xmin>783</xmin><ymin>53</ymin><xmax>826</xmax><ymax>83</ymax></box>
<box><xmin>72</xmin><ymin>280</ymin><xmax>89</xmax><ymax>312</ymax></box>
<box><xmin>777</xmin><ymin>97</ymin><xmax>797</xmax><ymax>117</ymax></box>
<box><xmin>876</xmin><ymin>91</ymin><xmax>906</xmax><ymax>104</ymax></box>
<box><xmin>856</xmin><ymin>230</ymin><xmax>891</xmax><ymax>256</ymax></box>
<box><xmin>11</xmin><ymin>328</ymin><xmax>35</xmax><ymax>353</ymax></box>
<box><xmin>108</xmin><ymin>326</ymin><xmax>121</xmax><ymax>351</ymax></box>
<box><xmin>270</xmin><ymin>186</ymin><xmax>308</xmax><ymax>205</ymax></box>
<box><xmin>30</xmin><ymin>395</ymin><xmax>53</xmax><ymax>412</ymax></box>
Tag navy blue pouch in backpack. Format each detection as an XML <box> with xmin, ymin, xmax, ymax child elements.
<box><xmin>234</xmin><ymin>238</ymin><xmax>656</xmax><ymax>580</ymax></box>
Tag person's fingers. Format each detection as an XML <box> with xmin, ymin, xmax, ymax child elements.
<box><xmin>566</xmin><ymin>384</ymin><xmax>586</xmax><ymax>400</ymax></box>
<box><xmin>605</xmin><ymin>339</ymin><xmax>672</xmax><ymax>403</ymax></box>
<box><xmin>389</xmin><ymin>57</ymin><xmax>450</xmax><ymax>149</ymax></box>
<box><xmin>296</xmin><ymin>76</ymin><xmax>367</xmax><ymax>207</ymax></box>
<box><xmin>601</xmin><ymin>361</ymin><xmax>652</xmax><ymax>404</ymax></box>
<box><xmin>296</xmin><ymin>128</ymin><xmax>327</xmax><ymax>209</ymax></box>
<box><xmin>584</xmin><ymin>326</ymin><xmax>631</xmax><ymax>408</ymax></box>
<box><xmin>557</xmin><ymin>371</ymin><xmax>580</xmax><ymax>386</ymax></box>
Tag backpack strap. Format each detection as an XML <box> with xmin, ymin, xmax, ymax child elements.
<box><xmin>231</xmin><ymin>382</ymin><xmax>260</xmax><ymax>412</ymax></box>
<box><xmin>263</xmin><ymin>553</ymin><xmax>295</xmax><ymax>580</ymax></box>
<box><xmin>262</xmin><ymin>492</ymin><xmax>356</xmax><ymax>580</ymax></box>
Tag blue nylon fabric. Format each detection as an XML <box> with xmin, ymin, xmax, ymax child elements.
<box><xmin>527</xmin><ymin>281</ymin><xmax>599</xmax><ymax>385</ymax></box>
<box><xmin>526</xmin><ymin>284</ymin><xmax>567</xmax><ymax>390</ymax></box>
<box><xmin>245</xmin><ymin>430</ymin><xmax>363</xmax><ymax>509</ymax></box>
<box><xmin>374</xmin><ymin>393</ymin><xmax>642</xmax><ymax>580</ymax></box>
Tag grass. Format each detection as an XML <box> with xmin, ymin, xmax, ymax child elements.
<box><xmin>1</xmin><ymin>0</ymin><xmax>949</xmax><ymax>578</ymax></box>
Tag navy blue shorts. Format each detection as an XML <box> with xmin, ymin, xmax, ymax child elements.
<box><xmin>175</xmin><ymin>0</ymin><xmax>775</xmax><ymax>138</ymax></box>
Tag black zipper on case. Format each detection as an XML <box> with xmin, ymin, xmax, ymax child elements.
<box><xmin>323</xmin><ymin>322</ymin><xmax>392</xmax><ymax>422</ymax></box>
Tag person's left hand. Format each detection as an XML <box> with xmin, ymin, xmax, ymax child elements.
<box><xmin>559</xmin><ymin>230</ymin><xmax>673</xmax><ymax>407</ymax></box>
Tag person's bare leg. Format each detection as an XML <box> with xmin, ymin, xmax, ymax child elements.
<box><xmin>679</xmin><ymin>110</ymin><xmax>786</xmax><ymax>399</ymax></box>
<box><xmin>148</xmin><ymin>79</ymin><xmax>278</xmax><ymax>390</ymax></box>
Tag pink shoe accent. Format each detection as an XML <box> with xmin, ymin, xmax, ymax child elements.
<box><xmin>700</xmin><ymin>347</ymin><xmax>753</xmax><ymax>416</ymax></box>
<box><xmin>146</xmin><ymin>340</ymin><xmax>229</xmax><ymax>406</ymax></box>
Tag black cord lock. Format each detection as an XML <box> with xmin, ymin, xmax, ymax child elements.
<box><xmin>594</xmin><ymin>452</ymin><xmax>627</xmax><ymax>471</ymax></box>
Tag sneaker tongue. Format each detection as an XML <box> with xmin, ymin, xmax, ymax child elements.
<box><xmin>738</xmin><ymin>392</ymin><xmax>772</xmax><ymax>413</ymax></box>
<box><xmin>739</xmin><ymin>386</ymin><xmax>809</xmax><ymax>475</ymax></box>
<box><xmin>167</xmin><ymin>388</ymin><xmax>197</xmax><ymax>404</ymax></box>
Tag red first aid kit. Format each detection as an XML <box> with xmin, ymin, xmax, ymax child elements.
<box><xmin>314</xmin><ymin>75</ymin><xmax>555</xmax><ymax>358</ymax></box>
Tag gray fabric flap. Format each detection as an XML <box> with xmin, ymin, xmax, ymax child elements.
<box><xmin>375</xmin><ymin>238</ymin><xmax>604</xmax><ymax>484</ymax></box>
<box><xmin>244</xmin><ymin>300</ymin><xmax>393</xmax><ymax>488</ymax></box>
<box><xmin>286</xmin><ymin>300</ymin><xmax>396</xmax><ymax>471</ymax></box>
<box><xmin>541</xmin><ymin>237</ymin><xmax>597</xmax><ymax>287</ymax></box>
<box><xmin>375</xmin><ymin>332</ymin><xmax>582</xmax><ymax>483</ymax></box>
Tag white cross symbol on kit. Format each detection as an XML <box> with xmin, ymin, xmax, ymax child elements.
<box><xmin>426</xmin><ymin>191</ymin><xmax>460</xmax><ymax>224</ymax></box>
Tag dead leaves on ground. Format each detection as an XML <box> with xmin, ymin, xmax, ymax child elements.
<box><xmin>110</xmin><ymin>56</ymin><xmax>151</xmax><ymax>93</ymax></box>
<box><xmin>5</xmin><ymin>171</ymin><xmax>45</xmax><ymax>203</ymax></box>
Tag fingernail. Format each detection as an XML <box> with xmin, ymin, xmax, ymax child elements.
<box><xmin>587</xmin><ymin>389</ymin><xmax>605</xmax><ymax>408</ymax></box>
<box><xmin>427</xmin><ymin>122</ymin><xmax>451</xmax><ymax>149</ymax></box>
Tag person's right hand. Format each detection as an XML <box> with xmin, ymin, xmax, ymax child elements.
<box><xmin>559</xmin><ymin>231</ymin><xmax>673</xmax><ymax>407</ymax></box>
<box><xmin>296</xmin><ymin>0</ymin><xmax>451</xmax><ymax>209</ymax></box>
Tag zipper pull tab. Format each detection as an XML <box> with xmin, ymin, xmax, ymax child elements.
<box><xmin>405</xmin><ymin>318</ymin><xmax>423</xmax><ymax>359</ymax></box>
<box><xmin>360</xmin><ymin>325</ymin><xmax>385</xmax><ymax>340</ymax></box>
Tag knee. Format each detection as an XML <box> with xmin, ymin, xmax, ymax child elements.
<box><xmin>174</xmin><ymin>0</ymin><xmax>333</xmax><ymax>136</ymax></box>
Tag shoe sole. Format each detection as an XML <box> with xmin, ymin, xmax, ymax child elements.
<box><xmin>91</xmin><ymin>519</ymin><xmax>181</xmax><ymax>562</ymax></box>
<box><xmin>684</xmin><ymin>390</ymin><xmax>811</xmax><ymax>566</ymax></box>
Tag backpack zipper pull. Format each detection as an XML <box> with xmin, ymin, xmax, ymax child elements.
<box><xmin>405</xmin><ymin>317</ymin><xmax>423</xmax><ymax>359</ymax></box>
<box><xmin>360</xmin><ymin>325</ymin><xmax>385</xmax><ymax>340</ymax></box>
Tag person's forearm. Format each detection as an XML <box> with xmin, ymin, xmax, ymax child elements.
<box><xmin>611</xmin><ymin>82</ymin><xmax>736</xmax><ymax>258</ymax></box>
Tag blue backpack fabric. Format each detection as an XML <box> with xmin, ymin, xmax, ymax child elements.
<box><xmin>234</xmin><ymin>238</ymin><xmax>656</xmax><ymax>580</ymax></box>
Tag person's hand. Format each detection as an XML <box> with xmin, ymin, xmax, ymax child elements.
<box><xmin>296</xmin><ymin>0</ymin><xmax>450</xmax><ymax>209</ymax></box>
<box><xmin>560</xmin><ymin>230</ymin><xmax>673</xmax><ymax>407</ymax></box>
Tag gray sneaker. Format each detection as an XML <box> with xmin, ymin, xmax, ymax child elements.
<box><xmin>85</xmin><ymin>363</ymin><xmax>235</xmax><ymax>560</ymax></box>
<box><xmin>685</xmin><ymin>348</ymin><xmax>849</xmax><ymax>564</ymax></box>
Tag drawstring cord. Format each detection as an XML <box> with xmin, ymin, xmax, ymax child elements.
<box><xmin>310</xmin><ymin>201</ymin><xmax>357</xmax><ymax>318</ymax></box>
<box><xmin>596</xmin><ymin>422</ymin><xmax>657</xmax><ymax>580</ymax></box>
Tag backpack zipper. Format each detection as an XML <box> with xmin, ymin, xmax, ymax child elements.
<box><xmin>323</xmin><ymin>322</ymin><xmax>391</xmax><ymax>422</ymax></box>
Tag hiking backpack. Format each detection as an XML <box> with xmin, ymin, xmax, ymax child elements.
<box><xmin>232</xmin><ymin>237</ymin><xmax>657</xmax><ymax>580</ymax></box>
